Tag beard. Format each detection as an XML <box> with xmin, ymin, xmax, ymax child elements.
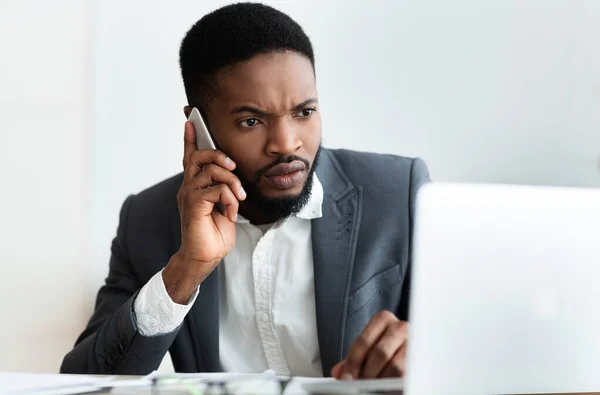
<box><xmin>234</xmin><ymin>145</ymin><xmax>322</xmax><ymax>222</ymax></box>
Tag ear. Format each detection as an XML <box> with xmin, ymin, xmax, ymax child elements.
<box><xmin>183</xmin><ymin>105</ymin><xmax>192</xmax><ymax>119</ymax></box>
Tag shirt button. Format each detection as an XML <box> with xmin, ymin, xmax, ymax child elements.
<box><xmin>149</xmin><ymin>317</ymin><xmax>157</xmax><ymax>327</ymax></box>
<box><xmin>260</xmin><ymin>312</ymin><xmax>269</xmax><ymax>321</ymax></box>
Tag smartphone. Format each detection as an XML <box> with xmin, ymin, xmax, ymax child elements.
<box><xmin>187</xmin><ymin>107</ymin><xmax>216</xmax><ymax>150</ymax></box>
<box><xmin>187</xmin><ymin>107</ymin><xmax>229</xmax><ymax>216</ymax></box>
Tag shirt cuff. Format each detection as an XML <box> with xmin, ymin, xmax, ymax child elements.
<box><xmin>133</xmin><ymin>269</ymin><xmax>199</xmax><ymax>336</ymax></box>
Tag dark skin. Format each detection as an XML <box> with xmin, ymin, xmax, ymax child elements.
<box><xmin>162</xmin><ymin>50</ymin><xmax>408</xmax><ymax>379</ymax></box>
<box><xmin>192</xmin><ymin>51</ymin><xmax>322</xmax><ymax>224</ymax></box>
<box><xmin>331</xmin><ymin>311</ymin><xmax>409</xmax><ymax>379</ymax></box>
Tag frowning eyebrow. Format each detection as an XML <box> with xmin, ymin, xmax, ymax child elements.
<box><xmin>292</xmin><ymin>97</ymin><xmax>318</xmax><ymax>111</ymax></box>
<box><xmin>230</xmin><ymin>97</ymin><xmax>318</xmax><ymax>116</ymax></box>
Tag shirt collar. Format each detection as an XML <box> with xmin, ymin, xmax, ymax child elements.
<box><xmin>296</xmin><ymin>174</ymin><xmax>323</xmax><ymax>220</ymax></box>
<box><xmin>236</xmin><ymin>174</ymin><xmax>324</xmax><ymax>224</ymax></box>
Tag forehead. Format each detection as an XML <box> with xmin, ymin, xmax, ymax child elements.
<box><xmin>211</xmin><ymin>51</ymin><xmax>317</xmax><ymax>111</ymax></box>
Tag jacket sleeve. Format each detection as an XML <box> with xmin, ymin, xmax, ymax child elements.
<box><xmin>397</xmin><ymin>157</ymin><xmax>430</xmax><ymax>321</ymax></box>
<box><xmin>60</xmin><ymin>195</ymin><xmax>181</xmax><ymax>374</ymax></box>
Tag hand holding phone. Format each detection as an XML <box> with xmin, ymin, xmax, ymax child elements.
<box><xmin>162</xmin><ymin>109</ymin><xmax>246</xmax><ymax>304</ymax></box>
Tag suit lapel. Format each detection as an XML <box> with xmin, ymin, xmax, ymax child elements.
<box><xmin>312</xmin><ymin>150</ymin><xmax>363</xmax><ymax>376</ymax></box>
<box><xmin>171</xmin><ymin>208</ymin><xmax>221</xmax><ymax>372</ymax></box>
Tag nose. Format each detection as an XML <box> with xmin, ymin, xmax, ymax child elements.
<box><xmin>264</xmin><ymin>117</ymin><xmax>302</xmax><ymax>157</ymax></box>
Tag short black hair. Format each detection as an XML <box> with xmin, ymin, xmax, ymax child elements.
<box><xmin>179</xmin><ymin>2</ymin><xmax>315</xmax><ymax>109</ymax></box>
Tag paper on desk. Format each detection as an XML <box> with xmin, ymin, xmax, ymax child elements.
<box><xmin>145</xmin><ymin>369</ymin><xmax>280</xmax><ymax>381</ymax></box>
<box><xmin>0</xmin><ymin>373</ymin><xmax>107</xmax><ymax>395</ymax></box>
<box><xmin>282</xmin><ymin>377</ymin><xmax>335</xmax><ymax>395</ymax></box>
<box><xmin>284</xmin><ymin>377</ymin><xmax>403</xmax><ymax>395</ymax></box>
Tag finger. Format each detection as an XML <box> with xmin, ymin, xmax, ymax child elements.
<box><xmin>361</xmin><ymin>321</ymin><xmax>407</xmax><ymax>378</ymax></box>
<box><xmin>212</xmin><ymin>204</ymin><xmax>238</xmax><ymax>229</ymax></box>
<box><xmin>222</xmin><ymin>199</ymin><xmax>239</xmax><ymax>223</ymax></box>
<box><xmin>212</xmin><ymin>184</ymin><xmax>239</xmax><ymax>223</ymax></box>
<box><xmin>188</xmin><ymin>164</ymin><xmax>246</xmax><ymax>201</ymax></box>
<box><xmin>344</xmin><ymin>311</ymin><xmax>396</xmax><ymax>379</ymax></box>
<box><xmin>183</xmin><ymin>149</ymin><xmax>237</xmax><ymax>185</ymax></box>
<box><xmin>380</xmin><ymin>343</ymin><xmax>407</xmax><ymax>378</ymax></box>
<box><xmin>187</xmin><ymin>184</ymin><xmax>239</xmax><ymax>223</ymax></box>
<box><xmin>331</xmin><ymin>361</ymin><xmax>345</xmax><ymax>379</ymax></box>
<box><xmin>183</xmin><ymin>121</ymin><xmax>197</xmax><ymax>169</ymax></box>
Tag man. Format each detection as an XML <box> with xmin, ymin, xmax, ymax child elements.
<box><xmin>61</xmin><ymin>3</ymin><xmax>429</xmax><ymax>379</ymax></box>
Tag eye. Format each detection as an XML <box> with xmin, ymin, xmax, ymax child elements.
<box><xmin>239</xmin><ymin>118</ymin><xmax>261</xmax><ymax>128</ymax></box>
<box><xmin>295</xmin><ymin>108</ymin><xmax>315</xmax><ymax>118</ymax></box>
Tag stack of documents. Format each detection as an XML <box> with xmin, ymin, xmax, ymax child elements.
<box><xmin>0</xmin><ymin>373</ymin><xmax>108</xmax><ymax>395</ymax></box>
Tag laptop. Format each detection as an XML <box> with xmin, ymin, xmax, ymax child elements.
<box><xmin>405</xmin><ymin>183</ymin><xmax>600</xmax><ymax>395</ymax></box>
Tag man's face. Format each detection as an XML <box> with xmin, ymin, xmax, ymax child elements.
<box><xmin>194</xmin><ymin>51</ymin><xmax>322</xmax><ymax>218</ymax></box>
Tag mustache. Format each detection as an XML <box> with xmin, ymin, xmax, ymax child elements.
<box><xmin>255</xmin><ymin>155</ymin><xmax>311</xmax><ymax>180</ymax></box>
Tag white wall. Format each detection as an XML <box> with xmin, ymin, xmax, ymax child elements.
<box><xmin>0</xmin><ymin>0</ymin><xmax>598</xmax><ymax>373</ymax></box>
<box><xmin>0</xmin><ymin>1</ymin><xmax>87</xmax><ymax>372</ymax></box>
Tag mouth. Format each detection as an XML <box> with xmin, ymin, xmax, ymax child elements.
<box><xmin>263</xmin><ymin>161</ymin><xmax>308</xmax><ymax>190</ymax></box>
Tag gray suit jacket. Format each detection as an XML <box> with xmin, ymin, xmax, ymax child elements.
<box><xmin>61</xmin><ymin>148</ymin><xmax>429</xmax><ymax>376</ymax></box>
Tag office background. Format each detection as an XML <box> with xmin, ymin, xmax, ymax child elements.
<box><xmin>0</xmin><ymin>0</ymin><xmax>598</xmax><ymax>372</ymax></box>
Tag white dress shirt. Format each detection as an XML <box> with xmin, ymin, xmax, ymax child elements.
<box><xmin>134</xmin><ymin>175</ymin><xmax>324</xmax><ymax>377</ymax></box>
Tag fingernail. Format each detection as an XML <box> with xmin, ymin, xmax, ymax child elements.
<box><xmin>225</xmin><ymin>157</ymin><xmax>234</xmax><ymax>168</ymax></box>
<box><xmin>239</xmin><ymin>186</ymin><xmax>246</xmax><ymax>199</ymax></box>
<box><xmin>341</xmin><ymin>373</ymin><xmax>353</xmax><ymax>381</ymax></box>
<box><xmin>234</xmin><ymin>214</ymin><xmax>238</xmax><ymax>222</ymax></box>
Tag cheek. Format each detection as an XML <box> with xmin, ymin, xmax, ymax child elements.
<box><xmin>223</xmin><ymin>133</ymin><xmax>266</xmax><ymax>179</ymax></box>
<box><xmin>303</xmin><ymin>116</ymin><xmax>322</xmax><ymax>151</ymax></box>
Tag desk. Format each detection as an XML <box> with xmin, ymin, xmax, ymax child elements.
<box><xmin>89</xmin><ymin>376</ymin><xmax>600</xmax><ymax>395</ymax></box>
<box><xmin>2</xmin><ymin>373</ymin><xmax>599</xmax><ymax>395</ymax></box>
